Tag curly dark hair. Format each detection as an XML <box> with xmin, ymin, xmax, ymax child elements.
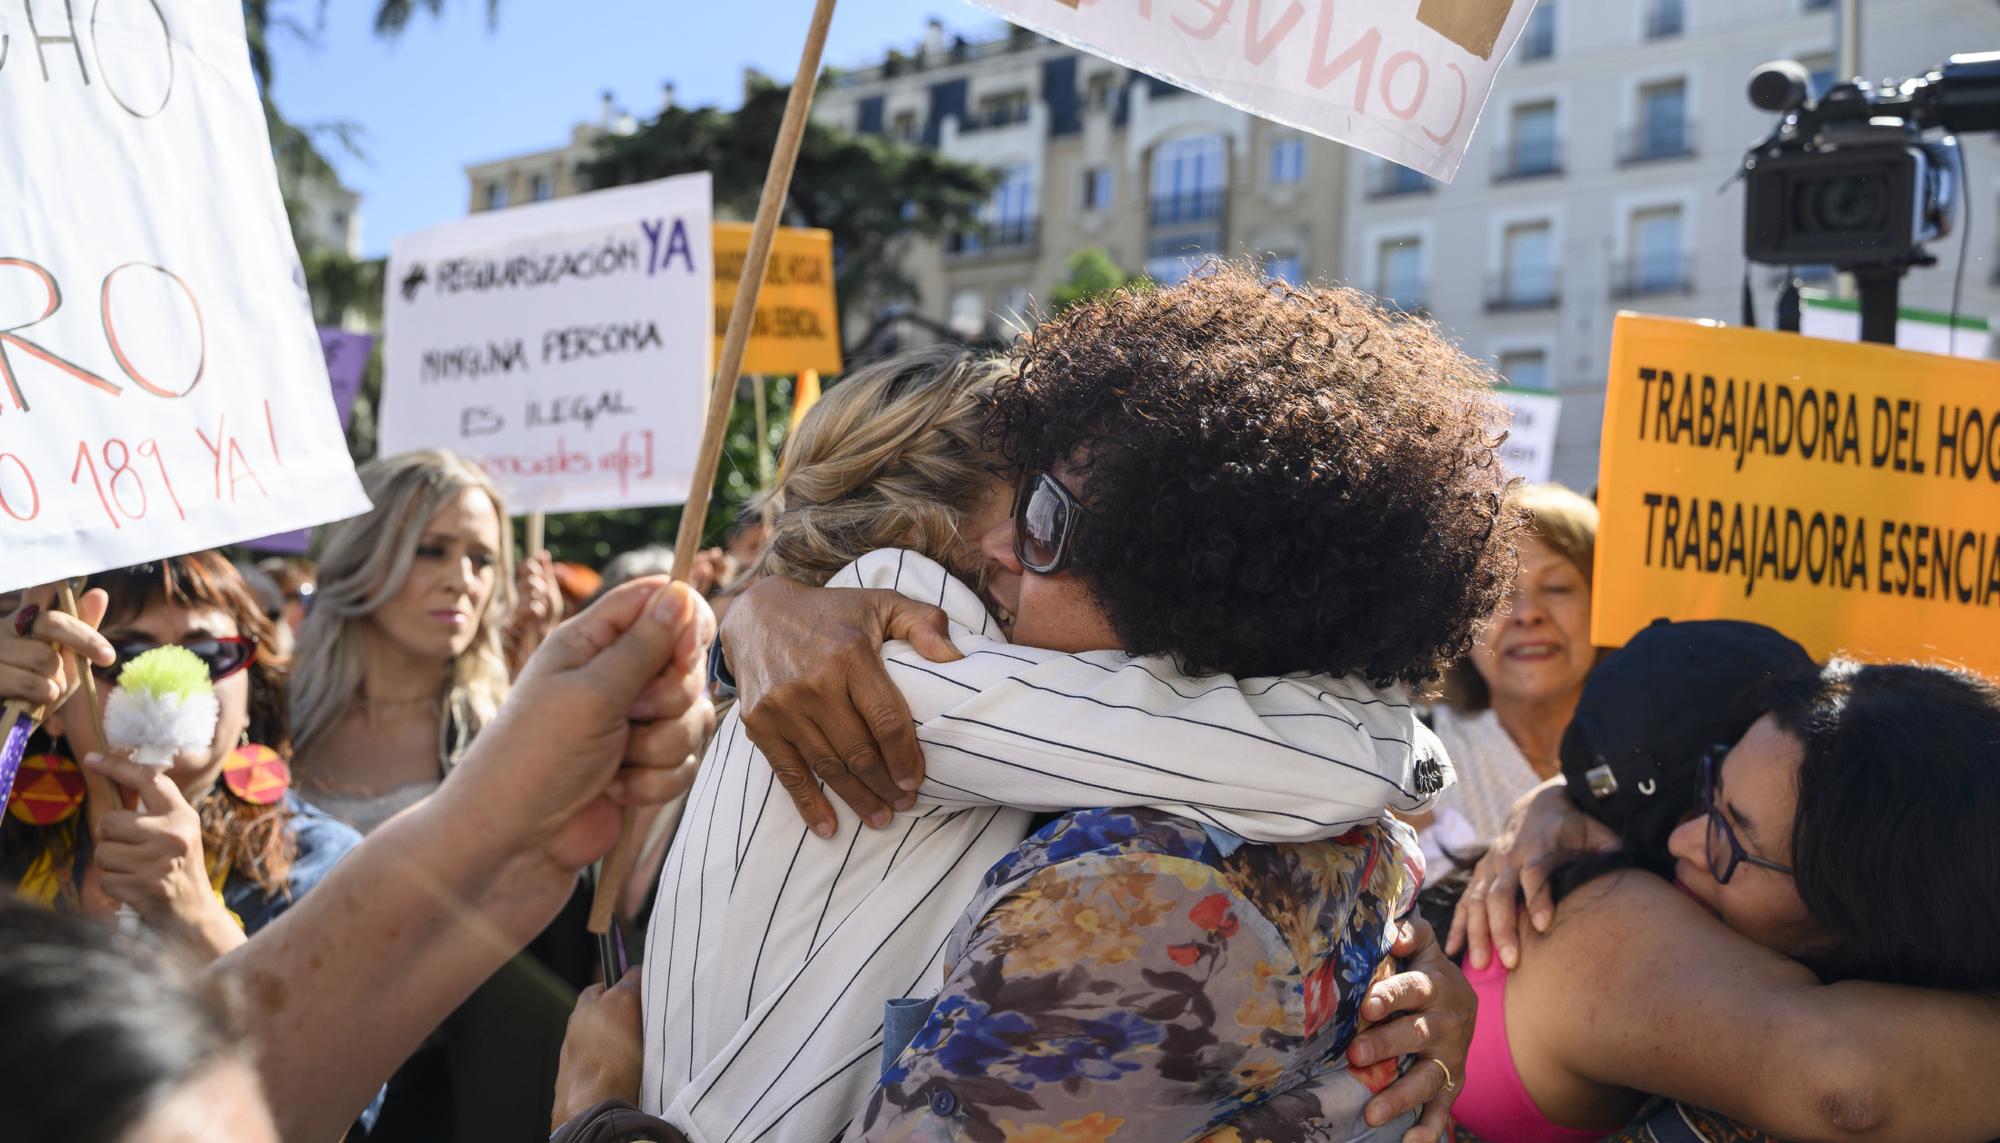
<box><xmin>989</xmin><ymin>262</ymin><xmax>1521</xmax><ymax>686</ymax></box>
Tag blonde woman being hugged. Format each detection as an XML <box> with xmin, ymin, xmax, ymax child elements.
<box><xmin>291</xmin><ymin>450</ymin><xmax>515</xmax><ymax>834</ymax></box>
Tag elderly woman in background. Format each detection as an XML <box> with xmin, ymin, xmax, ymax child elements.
<box><xmin>1419</xmin><ymin>483</ymin><xmax>1599</xmax><ymax>870</ymax></box>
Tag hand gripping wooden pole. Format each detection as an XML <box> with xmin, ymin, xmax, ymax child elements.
<box><xmin>586</xmin><ymin>0</ymin><xmax>839</xmax><ymax>942</ymax></box>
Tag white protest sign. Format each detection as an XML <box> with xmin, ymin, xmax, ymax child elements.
<box><xmin>1496</xmin><ymin>388</ymin><xmax>1560</xmax><ymax>483</ymax></box>
<box><xmin>381</xmin><ymin>176</ymin><xmax>713</xmax><ymax>514</ymax></box>
<box><xmin>968</xmin><ymin>0</ymin><xmax>1536</xmax><ymax>181</ymax></box>
<box><xmin>0</xmin><ymin>2</ymin><xmax>370</xmax><ymax>594</ymax></box>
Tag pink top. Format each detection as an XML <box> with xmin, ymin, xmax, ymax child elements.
<box><xmin>1453</xmin><ymin>959</ymin><xmax>1605</xmax><ymax>1143</ymax></box>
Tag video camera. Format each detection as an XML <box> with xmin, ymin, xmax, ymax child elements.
<box><xmin>1741</xmin><ymin>52</ymin><xmax>2000</xmax><ymax>341</ymax></box>
<box><xmin>1743</xmin><ymin>53</ymin><xmax>2000</xmax><ymax>269</ymax></box>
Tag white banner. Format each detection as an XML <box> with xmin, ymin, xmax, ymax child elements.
<box><xmin>968</xmin><ymin>0</ymin><xmax>1537</xmax><ymax>181</ymax></box>
<box><xmin>381</xmin><ymin>176</ymin><xmax>713</xmax><ymax>515</ymax></box>
<box><xmin>1497</xmin><ymin>388</ymin><xmax>1560</xmax><ymax>483</ymax></box>
<box><xmin>0</xmin><ymin>1</ymin><xmax>370</xmax><ymax>594</ymax></box>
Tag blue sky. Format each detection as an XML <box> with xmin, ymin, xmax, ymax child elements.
<box><xmin>269</xmin><ymin>0</ymin><xmax>1008</xmax><ymax>257</ymax></box>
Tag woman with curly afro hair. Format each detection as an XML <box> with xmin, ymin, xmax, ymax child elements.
<box><xmin>698</xmin><ymin>262</ymin><xmax>1522</xmax><ymax>1143</ymax></box>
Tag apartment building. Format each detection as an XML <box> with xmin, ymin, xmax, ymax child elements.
<box><xmin>810</xmin><ymin>21</ymin><xmax>1353</xmax><ymax>345</ymax></box>
<box><xmin>1343</xmin><ymin>0</ymin><xmax>2000</xmax><ymax>488</ymax></box>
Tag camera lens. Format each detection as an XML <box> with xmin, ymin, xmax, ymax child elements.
<box><xmin>1810</xmin><ymin>175</ymin><xmax>1887</xmax><ymax>232</ymax></box>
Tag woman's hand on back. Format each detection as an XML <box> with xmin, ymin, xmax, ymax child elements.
<box><xmin>1347</xmin><ymin>916</ymin><xmax>1477</xmax><ymax>1143</ymax></box>
<box><xmin>723</xmin><ymin>576</ymin><xmax>961</xmax><ymax>837</ymax></box>
<box><xmin>0</xmin><ymin>585</ymin><xmax>113</xmax><ymax>713</ymax></box>
<box><xmin>1447</xmin><ymin>776</ymin><xmax>1619</xmax><ymax>969</ymax></box>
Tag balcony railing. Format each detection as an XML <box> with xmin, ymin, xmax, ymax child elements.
<box><xmin>1492</xmin><ymin>139</ymin><xmax>1563</xmax><ymax>182</ymax></box>
<box><xmin>1610</xmin><ymin>255</ymin><xmax>1695</xmax><ymax>298</ymax></box>
<box><xmin>1485</xmin><ymin>270</ymin><xmax>1561</xmax><ymax>312</ymax></box>
<box><xmin>946</xmin><ymin>217</ymin><xmax>1040</xmax><ymax>260</ymax></box>
<box><xmin>1366</xmin><ymin>165</ymin><xmax>1434</xmax><ymax>199</ymax></box>
<box><xmin>1618</xmin><ymin>121</ymin><xmax>1696</xmax><ymax>164</ymax></box>
<box><xmin>1148</xmin><ymin>189</ymin><xmax>1226</xmax><ymax>227</ymax></box>
<box><xmin>1644</xmin><ymin>2</ymin><xmax>1685</xmax><ymax>39</ymax></box>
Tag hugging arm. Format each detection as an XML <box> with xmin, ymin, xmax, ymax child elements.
<box><xmin>1514</xmin><ymin>871</ymin><xmax>2000</xmax><ymax>1143</ymax></box>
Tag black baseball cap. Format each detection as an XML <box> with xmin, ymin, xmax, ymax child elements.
<box><xmin>1559</xmin><ymin>619</ymin><xmax>1816</xmax><ymax>872</ymax></box>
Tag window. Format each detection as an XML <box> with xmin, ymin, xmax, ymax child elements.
<box><xmin>1631</xmin><ymin>79</ymin><xmax>1691</xmax><ymax>160</ymax></box>
<box><xmin>1150</xmin><ymin>134</ymin><xmax>1227</xmax><ymax>226</ymax></box>
<box><xmin>1644</xmin><ymin>0</ymin><xmax>1684</xmax><ymax>39</ymax></box>
<box><xmin>483</xmin><ymin>180</ymin><xmax>508</xmax><ymax>211</ymax></box>
<box><xmin>1502</xmin><ymin>101</ymin><xmax>1560</xmax><ymax>179</ymax></box>
<box><xmin>958</xmin><ymin>165</ymin><xmax>1035</xmax><ymax>251</ymax></box>
<box><xmin>1269</xmin><ymin>138</ymin><xmax>1305</xmax><ymax>185</ymax></box>
<box><xmin>1377</xmin><ymin>237</ymin><xmax>1425</xmax><ymax>311</ymax></box>
<box><xmin>1264</xmin><ymin>251</ymin><xmax>1303</xmax><ymax>284</ymax></box>
<box><xmin>892</xmin><ymin>110</ymin><xmax>919</xmax><ymax>142</ymax></box>
<box><xmin>976</xmin><ymin>90</ymin><xmax>1030</xmax><ymax>128</ymax></box>
<box><xmin>1502</xmin><ymin>221</ymin><xmax>1556</xmax><ymax>307</ymax></box>
<box><xmin>1803</xmin><ymin>0</ymin><xmax>1833</xmax><ymax>9</ymax></box>
<box><xmin>949</xmin><ymin>290</ymin><xmax>986</xmax><ymax>338</ymax></box>
<box><xmin>1629</xmin><ymin>206</ymin><xmax>1685</xmax><ymax>293</ymax></box>
<box><xmin>1521</xmin><ymin>2</ymin><xmax>1555</xmax><ymax>60</ymax></box>
<box><xmin>1146</xmin><ymin>229</ymin><xmax>1223</xmax><ymax>285</ymax></box>
<box><xmin>1086</xmin><ymin>72</ymin><xmax>1118</xmax><ymax>112</ymax></box>
<box><xmin>1498</xmin><ymin>349</ymin><xmax>1550</xmax><ymax>391</ymax></box>
<box><xmin>1082</xmin><ymin>166</ymin><xmax>1114</xmax><ymax>211</ymax></box>
<box><xmin>530</xmin><ymin>174</ymin><xmax>555</xmax><ymax>202</ymax></box>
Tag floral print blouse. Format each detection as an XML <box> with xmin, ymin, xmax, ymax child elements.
<box><xmin>855</xmin><ymin>807</ymin><xmax>1424</xmax><ymax>1142</ymax></box>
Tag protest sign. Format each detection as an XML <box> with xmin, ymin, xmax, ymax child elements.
<box><xmin>0</xmin><ymin>2</ymin><xmax>370</xmax><ymax>594</ymax></box>
<box><xmin>1800</xmin><ymin>294</ymin><xmax>1993</xmax><ymax>360</ymax></box>
<box><xmin>967</xmin><ymin>0</ymin><xmax>1536</xmax><ymax>181</ymax></box>
<box><xmin>714</xmin><ymin>224</ymin><xmax>842</xmax><ymax>376</ymax></box>
<box><xmin>1495</xmin><ymin>387</ymin><xmax>1560</xmax><ymax>483</ymax></box>
<box><xmin>380</xmin><ymin>175</ymin><xmax>713</xmax><ymax>515</ymax></box>
<box><xmin>246</xmin><ymin>329</ymin><xmax>376</xmax><ymax>554</ymax></box>
<box><xmin>1594</xmin><ymin>314</ymin><xmax>2000</xmax><ymax>677</ymax></box>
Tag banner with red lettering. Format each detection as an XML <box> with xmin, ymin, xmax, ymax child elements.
<box><xmin>379</xmin><ymin>176</ymin><xmax>713</xmax><ymax>515</ymax></box>
<box><xmin>968</xmin><ymin>0</ymin><xmax>1537</xmax><ymax>181</ymax></box>
<box><xmin>0</xmin><ymin>1</ymin><xmax>371</xmax><ymax>594</ymax></box>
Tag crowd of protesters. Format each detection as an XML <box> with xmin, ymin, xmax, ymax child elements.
<box><xmin>1</xmin><ymin>264</ymin><xmax>1997</xmax><ymax>1143</ymax></box>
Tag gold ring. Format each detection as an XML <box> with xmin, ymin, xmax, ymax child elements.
<box><xmin>1430</xmin><ymin>1058</ymin><xmax>1457</xmax><ymax>1093</ymax></box>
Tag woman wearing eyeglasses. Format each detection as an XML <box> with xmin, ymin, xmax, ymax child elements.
<box><xmin>0</xmin><ymin>554</ymin><xmax>361</xmax><ymax>961</ymax></box>
<box><xmin>1443</xmin><ymin>657</ymin><xmax>2000</xmax><ymax>1143</ymax></box>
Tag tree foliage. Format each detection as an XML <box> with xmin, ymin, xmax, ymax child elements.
<box><xmin>1047</xmin><ymin>248</ymin><xmax>1150</xmax><ymax>314</ymax></box>
<box><xmin>585</xmin><ymin>79</ymin><xmax>995</xmax><ymax>331</ymax></box>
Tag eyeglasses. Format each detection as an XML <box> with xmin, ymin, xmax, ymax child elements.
<box><xmin>92</xmin><ymin>636</ymin><xmax>259</xmax><ymax>685</ymax></box>
<box><xmin>1699</xmin><ymin>743</ymin><xmax>1794</xmax><ymax>884</ymax></box>
<box><xmin>1012</xmin><ymin>472</ymin><xmax>1086</xmax><ymax>575</ymax></box>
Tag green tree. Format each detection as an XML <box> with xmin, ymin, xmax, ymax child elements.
<box><xmin>1047</xmin><ymin>248</ymin><xmax>1149</xmax><ymax>313</ymax></box>
<box><xmin>585</xmin><ymin>79</ymin><xmax>995</xmax><ymax>332</ymax></box>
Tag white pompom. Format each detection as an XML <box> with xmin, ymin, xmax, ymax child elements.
<box><xmin>104</xmin><ymin>689</ymin><xmax>221</xmax><ymax>768</ymax></box>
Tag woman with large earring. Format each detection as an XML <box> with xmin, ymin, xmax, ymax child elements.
<box><xmin>0</xmin><ymin>554</ymin><xmax>361</xmax><ymax>960</ymax></box>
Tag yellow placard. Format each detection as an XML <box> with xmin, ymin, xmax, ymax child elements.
<box><xmin>1594</xmin><ymin>314</ymin><xmax>2000</xmax><ymax>677</ymax></box>
<box><xmin>713</xmin><ymin>223</ymin><xmax>843</xmax><ymax>377</ymax></box>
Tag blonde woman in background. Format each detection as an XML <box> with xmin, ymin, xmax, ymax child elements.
<box><xmin>291</xmin><ymin>449</ymin><xmax>517</xmax><ymax>833</ymax></box>
<box><xmin>1419</xmin><ymin>483</ymin><xmax>1599</xmax><ymax>870</ymax></box>
<box><xmin>289</xmin><ymin>449</ymin><xmax>582</xmax><ymax>1143</ymax></box>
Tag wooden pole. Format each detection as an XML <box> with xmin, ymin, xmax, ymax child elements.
<box><xmin>524</xmin><ymin>511</ymin><xmax>546</xmax><ymax>559</ymax></box>
<box><xmin>587</xmin><ymin>0</ymin><xmax>839</xmax><ymax>939</ymax></box>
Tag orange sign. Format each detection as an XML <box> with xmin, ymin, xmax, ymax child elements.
<box><xmin>713</xmin><ymin>224</ymin><xmax>843</xmax><ymax>377</ymax></box>
<box><xmin>1594</xmin><ymin>314</ymin><xmax>2000</xmax><ymax>676</ymax></box>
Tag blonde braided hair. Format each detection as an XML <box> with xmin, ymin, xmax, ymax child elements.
<box><xmin>750</xmin><ymin>345</ymin><xmax>1010</xmax><ymax>590</ymax></box>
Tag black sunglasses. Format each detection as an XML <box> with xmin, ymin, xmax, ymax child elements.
<box><xmin>92</xmin><ymin>636</ymin><xmax>259</xmax><ymax>685</ymax></box>
<box><xmin>1699</xmin><ymin>743</ymin><xmax>1794</xmax><ymax>884</ymax></box>
<box><xmin>1012</xmin><ymin>472</ymin><xmax>1086</xmax><ymax>575</ymax></box>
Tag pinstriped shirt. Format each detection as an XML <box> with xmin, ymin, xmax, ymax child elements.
<box><xmin>639</xmin><ymin>550</ymin><xmax>1450</xmax><ymax>1143</ymax></box>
